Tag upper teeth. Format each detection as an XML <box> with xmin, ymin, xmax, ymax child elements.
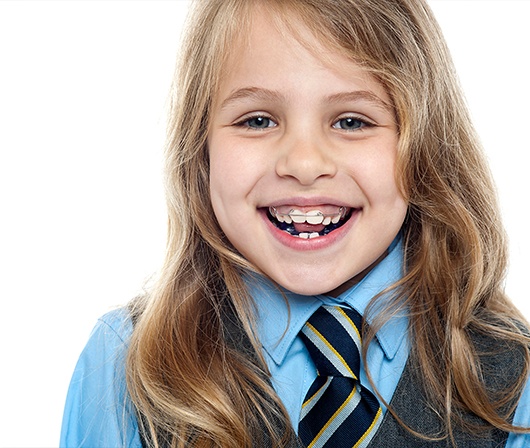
<box><xmin>269</xmin><ymin>207</ymin><xmax>345</xmax><ymax>225</ymax></box>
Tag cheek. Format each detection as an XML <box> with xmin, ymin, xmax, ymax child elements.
<box><xmin>209</xmin><ymin>135</ymin><xmax>271</xmax><ymax>199</ymax></box>
<box><xmin>208</xmin><ymin>139</ymin><xmax>254</xmax><ymax>230</ymax></box>
<box><xmin>209</xmin><ymin>157</ymin><xmax>231</xmax><ymax>224</ymax></box>
<box><xmin>208</xmin><ymin>135</ymin><xmax>236</xmax><ymax>195</ymax></box>
<box><xmin>208</xmin><ymin>141</ymin><xmax>229</xmax><ymax>221</ymax></box>
<box><xmin>347</xmin><ymin>143</ymin><xmax>402</xmax><ymax>200</ymax></box>
<box><xmin>209</xmin><ymin>136</ymin><xmax>252</xmax><ymax>183</ymax></box>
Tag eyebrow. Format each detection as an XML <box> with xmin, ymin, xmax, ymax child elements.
<box><xmin>219</xmin><ymin>87</ymin><xmax>284</xmax><ymax>110</ymax></box>
<box><xmin>324</xmin><ymin>91</ymin><xmax>393</xmax><ymax>113</ymax></box>
<box><xmin>219</xmin><ymin>87</ymin><xmax>393</xmax><ymax>113</ymax></box>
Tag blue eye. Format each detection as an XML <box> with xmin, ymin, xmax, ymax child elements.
<box><xmin>332</xmin><ymin>117</ymin><xmax>369</xmax><ymax>131</ymax></box>
<box><xmin>242</xmin><ymin>116</ymin><xmax>277</xmax><ymax>129</ymax></box>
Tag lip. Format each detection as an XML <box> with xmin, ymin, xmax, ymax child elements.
<box><xmin>259</xmin><ymin>206</ymin><xmax>360</xmax><ymax>251</ymax></box>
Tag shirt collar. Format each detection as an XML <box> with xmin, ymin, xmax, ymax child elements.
<box><xmin>248</xmin><ymin>237</ymin><xmax>408</xmax><ymax>366</ymax></box>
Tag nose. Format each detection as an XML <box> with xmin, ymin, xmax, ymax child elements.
<box><xmin>275</xmin><ymin>130</ymin><xmax>337</xmax><ymax>185</ymax></box>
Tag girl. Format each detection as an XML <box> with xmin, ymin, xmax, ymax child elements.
<box><xmin>60</xmin><ymin>0</ymin><xmax>530</xmax><ymax>447</ymax></box>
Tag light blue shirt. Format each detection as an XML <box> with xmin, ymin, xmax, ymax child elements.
<box><xmin>60</xmin><ymin>309</ymin><xmax>140</xmax><ymax>448</ymax></box>
<box><xmin>60</xmin><ymin>240</ymin><xmax>530</xmax><ymax>447</ymax></box>
<box><xmin>249</xmin><ymin>237</ymin><xmax>409</xmax><ymax>426</ymax></box>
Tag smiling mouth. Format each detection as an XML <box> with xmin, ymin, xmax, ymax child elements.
<box><xmin>267</xmin><ymin>206</ymin><xmax>353</xmax><ymax>239</ymax></box>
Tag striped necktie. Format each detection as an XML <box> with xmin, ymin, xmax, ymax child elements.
<box><xmin>298</xmin><ymin>305</ymin><xmax>382</xmax><ymax>448</ymax></box>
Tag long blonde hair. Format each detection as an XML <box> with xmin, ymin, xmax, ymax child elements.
<box><xmin>126</xmin><ymin>1</ymin><xmax>530</xmax><ymax>446</ymax></box>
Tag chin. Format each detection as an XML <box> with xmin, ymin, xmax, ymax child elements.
<box><xmin>278</xmin><ymin>279</ymin><xmax>341</xmax><ymax>297</ymax></box>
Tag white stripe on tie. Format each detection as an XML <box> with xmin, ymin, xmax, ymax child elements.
<box><xmin>301</xmin><ymin>324</ymin><xmax>354</xmax><ymax>378</ymax></box>
<box><xmin>310</xmin><ymin>385</ymin><xmax>362</xmax><ymax>448</ymax></box>
<box><xmin>300</xmin><ymin>376</ymin><xmax>333</xmax><ymax>420</ymax></box>
<box><xmin>327</xmin><ymin>306</ymin><xmax>362</xmax><ymax>354</ymax></box>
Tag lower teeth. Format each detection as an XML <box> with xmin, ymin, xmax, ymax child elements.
<box><xmin>296</xmin><ymin>232</ymin><xmax>320</xmax><ymax>239</ymax></box>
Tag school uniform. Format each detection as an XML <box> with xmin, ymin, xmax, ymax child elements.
<box><xmin>60</xmin><ymin>239</ymin><xmax>530</xmax><ymax>447</ymax></box>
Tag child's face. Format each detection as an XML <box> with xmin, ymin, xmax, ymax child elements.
<box><xmin>208</xmin><ymin>13</ymin><xmax>407</xmax><ymax>296</ymax></box>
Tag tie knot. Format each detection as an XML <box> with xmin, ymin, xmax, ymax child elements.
<box><xmin>300</xmin><ymin>305</ymin><xmax>363</xmax><ymax>379</ymax></box>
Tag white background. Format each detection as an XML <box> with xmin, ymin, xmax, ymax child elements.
<box><xmin>0</xmin><ymin>1</ymin><xmax>528</xmax><ymax>447</ymax></box>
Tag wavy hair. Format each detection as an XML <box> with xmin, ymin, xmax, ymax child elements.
<box><xmin>126</xmin><ymin>1</ymin><xmax>530</xmax><ymax>446</ymax></box>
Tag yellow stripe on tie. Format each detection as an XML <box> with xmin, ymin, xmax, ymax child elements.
<box><xmin>353</xmin><ymin>407</ymin><xmax>382</xmax><ymax>448</ymax></box>
<box><xmin>302</xmin><ymin>379</ymin><xmax>329</xmax><ymax>408</ymax></box>
<box><xmin>298</xmin><ymin>305</ymin><xmax>382</xmax><ymax>448</ymax></box>
<box><xmin>305</xmin><ymin>322</ymin><xmax>356</xmax><ymax>378</ymax></box>
<box><xmin>307</xmin><ymin>386</ymin><xmax>358</xmax><ymax>448</ymax></box>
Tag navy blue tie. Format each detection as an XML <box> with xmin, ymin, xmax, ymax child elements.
<box><xmin>298</xmin><ymin>305</ymin><xmax>382</xmax><ymax>448</ymax></box>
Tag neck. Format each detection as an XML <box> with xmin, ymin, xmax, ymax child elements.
<box><xmin>324</xmin><ymin>250</ymin><xmax>389</xmax><ymax>297</ymax></box>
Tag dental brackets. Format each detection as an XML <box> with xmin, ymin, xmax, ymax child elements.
<box><xmin>268</xmin><ymin>206</ymin><xmax>347</xmax><ymax>225</ymax></box>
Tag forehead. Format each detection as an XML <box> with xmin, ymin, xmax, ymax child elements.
<box><xmin>214</xmin><ymin>7</ymin><xmax>391</xmax><ymax>107</ymax></box>
<box><xmin>229</xmin><ymin>3</ymin><xmax>351</xmax><ymax>72</ymax></box>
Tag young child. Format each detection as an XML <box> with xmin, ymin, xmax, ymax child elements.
<box><xmin>60</xmin><ymin>0</ymin><xmax>530</xmax><ymax>447</ymax></box>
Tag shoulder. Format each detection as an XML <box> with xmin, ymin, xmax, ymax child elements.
<box><xmin>469</xmin><ymin>319</ymin><xmax>530</xmax><ymax>444</ymax></box>
<box><xmin>508</xmin><ymin>375</ymin><xmax>530</xmax><ymax>446</ymax></box>
<box><xmin>70</xmin><ymin>308</ymin><xmax>134</xmax><ymax>373</ymax></box>
<box><xmin>508</xmin><ymin>321</ymin><xmax>530</xmax><ymax>440</ymax></box>
<box><xmin>95</xmin><ymin>307</ymin><xmax>134</xmax><ymax>342</ymax></box>
<box><xmin>60</xmin><ymin>307</ymin><xmax>142</xmax><ymax>448</ymax></box>
<box><xmin>71</xmin><ymin>307</ymin><xmax>134</xmax><ymax>374</ymax></box>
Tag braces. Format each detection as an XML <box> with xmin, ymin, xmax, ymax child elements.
<box><xmin>268</xmin><ymin>206</ymin><xmax>346</xmax><ymax>225</ymax></box>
